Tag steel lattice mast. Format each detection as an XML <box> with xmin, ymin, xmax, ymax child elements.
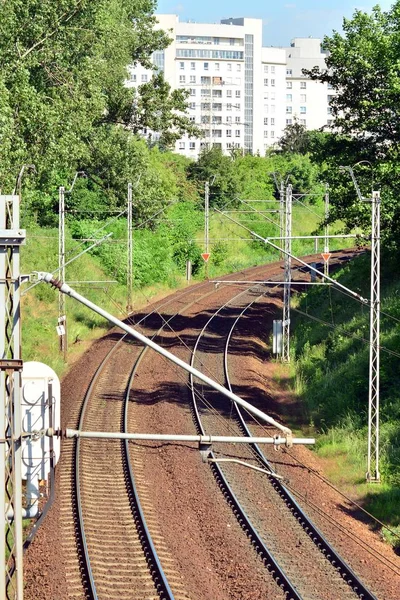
<box><xmin>0</xmin><ymin>194</ymin><xmax>25</xmax><ymax>599</ymax></box>
<box><xmin>367</xmin><ymin>191</ymin><xmax>381</xmax><ymax>482</ymax></box>
<box><xmin>127</xmin><ymin>183</ymin><xmax>133</xmax><ymax>313</ymax></box>
<box><xmin>282</xmin><ymin>184</ymin><xmax>292</xmax><ymax>362</ymax></box>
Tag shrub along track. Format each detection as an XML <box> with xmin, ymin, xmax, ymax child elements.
<box><xmin>23</xmin><ymin>249</ymin><xmax>398</xmax><ymax>599</ymax></box>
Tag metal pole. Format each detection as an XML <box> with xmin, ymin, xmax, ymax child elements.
<box><xmin>63</xmin><ymin>430</ymin><xmax>314</xmax><ymax>445</ymax></box>
<box><xmin>324</xmin><ymin>185</ymin><xmax>329</xmax><ymax>278</ymax></box>
<box><xmin>58</xmin><ymin>187</ymin><xmax>67</xmax><ymax>360</ymax></box>
<box><xmin>127</xmin><ymin>183</ymin><xmax>133</xmax><ymax>313</ymax></box>
<box><xmin>367</xmin><ymin>191</ymin><xmax>381</xmax><ymax>483</ymax></box>
<box><xmin>0</xmin><ymin>194</ymin><xmax>25</xmax><ymax>599</ymax></box>
<box><xmin>205</xmin><ymin>180</ymin><xmax>210</xmax><ymax>278</ymax></box>
<box><xmin>38</xmin><ymin>273</ymin><xmax>293</xmax><ymax>439</ymax></box>
<box><xmin>282</xmin><ymin>184</ymin><xmax>292</xmax><ymax>362</ymax></box>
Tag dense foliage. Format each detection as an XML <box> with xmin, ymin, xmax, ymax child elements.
<box><xmin>303</xmin><ymin>2</ymin><xmax>400</xmax><ymax>248</ymax></box>
<box><xmin>0</xmin><ymin>0</ymin><xmax>198</xmax><ymax>221</ymax></box>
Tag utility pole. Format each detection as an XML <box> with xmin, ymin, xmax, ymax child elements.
<box><xmin>324</xmin><ymin>185</ymin><xmax>330</xmax><ymax>278</ymax></box>
<box><xmin>367</xmin><ymin>190</ymin><xmax>381</xmax><ymax>482</ymax></box>
<box><xmin>58</xmin><ymin>186</ymin><xmax>67</xmax><ymax>360</ymax></box>
<box><xmin>282</xmin><ymin>184</ymin><xmax>292</xmax><ymax>362</ymax></box>
<box><xmin>0</xmin><ymin>194</ymin><xmax>25</xmax><ymax>599</ymax></box>
<box><xmin>204</xmin><ymin>180</ymin><xmax>210</xmax><ymax>278</ymax></box>
<box><xmin>280</xmin><ymin>179</ymin><xmax>285</xmax><ymax>259</ymax></box>
<box><xmin>127</xmin><ymin>183</ymin><xmax>133</xmax><ymax>313</ymax></box>
<box><xmin>339</xmin><ymin>163</ymin><xmax>381</xmax><ymax>482</ymax></box>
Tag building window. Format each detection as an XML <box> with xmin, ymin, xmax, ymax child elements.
<box><xmin>235</xmin><ymin>90</ymin><xmax>241</xmax><ymax>98</ymax></box>
<box><xmin>286</xmin><ymin>106</ymin><xmax>292</xmax><ymax>113</ymax></box>
<box><xmin>328</xmin><ymin>83</ymin><xmax>333</xmax><ymax>89</ymax></box>
<box><xmin>141</xmin><ymin>74</ymin><xmax>148</xmax><ymax>82</ymax></box>
<box><xmin>213</xmin><ymin>89</ymin><xmax>222</xmax><ymax>97</ymax></box>
<box><xmin>215</xmin><ymin>63</ymin><xmax>220</xmax><ymax>71</ymax></box>
<box><xmin>227</xmin><ymin>103</ymin><xmax>232</xmax><ymax>111</ymax></box>
<box><xmin>189</xmin><ymin>141</ymin><xmax>196</xmax><ymax>150</ymax></box>
<box><xmin>189</xmin><ymin>116</ymin><xmax>196</xmax><ymax>122</ymax></box>
<box><xmin>327</xmin><ymin>119</ymin><xmax>333</xmax><ymax>126</ymax></box>
<box><xmin>300</xmin><ymin>106</ymin><xmax>306</xmax><ymax>114</ymax></box>
<box><xmin>264</xmin><ymin>117</ymin><xmax>268</xmax><ymax>125</ymax></box>
<box><xmin>235</xmin><ymin>129</ymin><xmax>241</xmax><ymax>137</ymax></box>
<box><xmin>271</xmin><ymin>131</ymin><xmax>275</xmax><ymax>138</ymax></box>
<box><xmin>179</xmin><ymin>141</ymin><xmax>185</xmax><ymax>149</ymax></box>
<box><xmin>212</xmin><ymin>116</ymin><xmax>222</xmax><ymax>123</ymax></box>
<box><xmin>286</xmin><ymin>94</ymin><xmax>292</xmax><ymax>102</ymax></box>
<box><xmin>327</xmin><ymin>106</ymin><xmax>333</xmax><ymax>114</ymax></box>
<box><xmin>235</xmin><ymin>116</ymin><xmax>240</xmax><ymax>123</ymax></box>
<box><xmin>201</xmin><ymin>76</ymin><xmax>211</xmax><ymax>84</ymax></box>
<box><xmin>264</xmin><ymin>65</ymin><xmax>269</xmax><ymax>73</ymax></box>
<box><xmin>226</xmin><ymin>129</ymin><xmax>232</xmax><ymax>137</ymax></box>
<box><xmin>264</xmin><ymin>78</ymin><xmax>268</xmax><ymax>86</ymax></box>
<box><xmin>300</xmin><ymin>119</ymin><xmax>306</xmax><ymax>125</ymax></box>
<box><xmin>204</xmin><ymin>62</ymin><xmax>209</xmax><ymax>70</ymax></box>
<box><xmin>235</xmin><ymin>103</ymin><xmax>241</xmax><ymax>110</ymax></box>
<box><xmin>189</xmin><ymin>102</ymin><xmax>196</xmax><ymax>109</ymax></box>
<box><xmin>191</xmin><ymin>62</ymin><xmax>196</xmax><ymax>70</ymax></box>
<box><xmin>212</xmin><ymin>129</ymin><xmax>222</xmax><ymax>138</ymax></box>
<box><xmin>271</xmin><ymin>79</ymin><xmax>275</xmax><ymax>87</ymax></box>
<box><xmin>227</xmin><ymin>63</ymin><xmax>232</xmax><ymax>71</ymax></box>
<box><xmin>179</xmin><ymin>62</ymin><xmax>185</xmax><ymax>70</ymax></box>
<box><xmin>271</xmin><ymin>118</ymin><xmax>275</xmax><ymax>125</ymax></box>
<box><xmin>226</xmin><ymin>90</ymin><xmax>232</xmax><ymax>97</ymax></box>
<box><xmin>264</xmin><ymin>131</ymin><xmax>268</xmax><ymax>138</ymax></box>
<box><xmin>286</xmin><ymin>119</ymin><xmax>293</xmax><ymax>125</ymax></box>
<box><xmin>271</xmin><ymin>66</ymin><xmax>275</xmax><ymax>74</ymax></box>
<box><xmin>190</xmin><ymin>88</ymin><xmax>196</xmax><ymax>96</ymax></box>
<box><xmin>286</xmin><ymin>69</ymin><xmax>292</xmax><ymax>76</ymax></box>
<box><xmin>300</xmin><ymin>94</ymin><xmax>307</xmax><ymax>102</ymax></box>
<box><xmin>190</xmin><ymin>75</ymin><xmax>196</xmax><ymax>83</ymax></box>
<box><xmin>237</xmin><ymin>64</ymin><xmax>241</xmax><ymax>71</ymax></box>
<box><xmin>300</xmin><ymin>81</ymin><xmax>307</xmax><ymax>89</ymax></box>
<box><xmin>201</xmin><ymin>89</ymin><xmax>210</xmax><ymax>97</ymax></box>
<box><xmin>264</xmin><ymin>92</ymin><xmax>269</xmax><ymax>100</ymax></box>
<box><xmin>226</xmin><ymin>116</ymin><xmax>232</xmax><ymax>123</ymax></box>
<box><xmin>179</xmin><ymin>75</ymin><xmax>186</xmax><ymax>84</ymax></box>
<box><xmin>286</xmin><ymin>81</ymin><xmax>292</xmax><ymax>89</ymax></box>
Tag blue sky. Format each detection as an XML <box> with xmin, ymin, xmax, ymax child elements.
<box><xmin>155</xmin><ymin>1</ymin><xmax>394</xmax><ymax>46</ymax></box>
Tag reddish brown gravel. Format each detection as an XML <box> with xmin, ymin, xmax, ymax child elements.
<box><xmin>24</xmin><ymin>252</ymin><xmax>399</xmax><ymax>600</ymax></box>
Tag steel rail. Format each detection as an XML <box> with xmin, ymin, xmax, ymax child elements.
<box><xmin>69</xmin><ymin>279</ymin><xmax>221</xmax><ymax>599</ymax></box>
<box><xmin>70</xmin><ymin>272</ymin><xmax>251</xmax><ymax>599</ymax></box>
<box><xmin>224</xmin><ymin>299</ymin><xmax>378</xmax><ymax>600</ymax></box>
<box><xmin>189</xmin><ymin>284</ymin><xmax>302</xmax><ymax>600</ymax></box>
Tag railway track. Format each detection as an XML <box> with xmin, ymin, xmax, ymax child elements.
<box><xmin>36</xmin><ymin>249</ymin><xmax>394</xmax><ymax>600</ymax></box>
<box><xmin>189</xmin><ymin>271</ymin><xmax>377</xmax><ymax>599</ymax></box>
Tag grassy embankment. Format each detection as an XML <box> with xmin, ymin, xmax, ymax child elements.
<box><xmin>291</xmin><ymin>251</ymin><xmax>400</xmax><ymax>548</ymax></box>
<box><xmin>21</xmin><ymin>196</ymin><xmax>343</xmax><ymax>376</ymax></box>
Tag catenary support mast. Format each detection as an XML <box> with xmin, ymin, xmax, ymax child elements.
<box><xmin>282</xmin><ymin>184</ymin><xmax>292</xmax><ymax>362</ymax></box>
<box><xmin>367</xmin><ymin>191</ymin><xmax>381</xmax><ymax>482</ymax></box>
<box><xmin>0</xmin><ymin>194</ymin><xmax>25</xmax><ymax>599</ymax></box>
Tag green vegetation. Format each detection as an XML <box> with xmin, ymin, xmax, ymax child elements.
<box><xmin>292</xmin><ymin>253</ymin><xmax>400</xmax><ymax>547</ymax></box>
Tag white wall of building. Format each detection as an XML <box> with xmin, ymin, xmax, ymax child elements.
<box><xmin>126</xmin><ymin>16</ymin><xmax>334</xmax><ymax>158</ymax></box>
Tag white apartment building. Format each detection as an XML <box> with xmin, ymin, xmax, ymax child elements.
<box><xmin>126</xmin><ymin>15</ymin><xmax>334</xmax><ymax>157</ymax></box>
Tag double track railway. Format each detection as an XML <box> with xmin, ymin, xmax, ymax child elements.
<box><xmin>30</xmin><ymin>251</ymin><xmax>398</xmax><ymax>600</ymax></box>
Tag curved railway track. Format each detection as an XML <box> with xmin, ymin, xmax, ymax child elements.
<box><xmin>189</xmin><ymin>277</ymin><xmax>376</xmax><ymax>599</ymax></box>
<box><xmin>34</xmin><ymin>249</ymin><xmax>397</xmax><ymax>600</ymax></box>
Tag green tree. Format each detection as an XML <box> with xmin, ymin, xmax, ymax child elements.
<box><xmin>278</xmin><ymin>120</ymin><xmax>310</xmax><ymax>154</ymax></box>
<box><xmin>0</xmin><ymin>0</ymin><xmax>197</xmax><ymax>211</ymax></box>
<box><xmin>187</xmin><ymin>147</ymin><xmax>242</xmax><ymax>209</ymax></box>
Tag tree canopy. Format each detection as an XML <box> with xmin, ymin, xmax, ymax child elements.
<box><xmin>0</xmin><ymin>0</ymin><xmax>198</xmax><ymax>217</ymax></box>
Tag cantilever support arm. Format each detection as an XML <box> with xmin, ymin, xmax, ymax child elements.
<box><xmin>38</xmin><ymin>273</ymin><xmax>293</xmax><ymax>439</ymax></box>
